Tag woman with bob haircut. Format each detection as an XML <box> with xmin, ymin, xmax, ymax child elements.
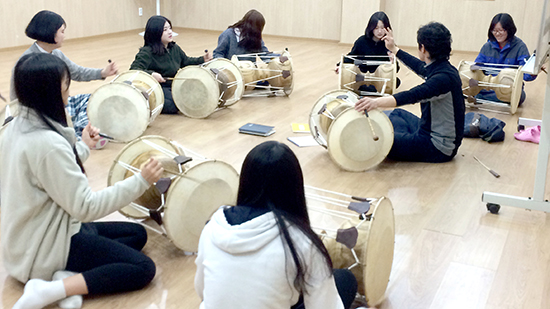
<box><xmin>474</xmin><ymin>13</ymin><xmax>539</xmax><ymax>106</ymax></box>
<box><xmin>195</xmin><ymin>141</ymin><xmax>359</xmax><ymax>309</ymax></box>
<box><xmin>4</xmin><ymin>53</ymin><xmax>163</xmax><ymax>309</ymax></box>
<box><xmin>213</xmin><ymin>9</ymin><xmax>269</xmax><ymax>59</ymax></box>
<box><xmin>355</xmin><ymin>22</ymin><xmax>464</xmax><ymax>163</ymax></box>
<box><xmin>337</xmin><ymin>11</ymin><xmax>401</xmax><ymax>90</ymax></box>
<box><xmin>9</xmin><ymin>10</ymin><xmax>118</xmax><ymax>138</ymax></box>
<box><xmin>130</xmin><ymin>15</ymin><xmax>212</xmax><ymax>114</ymax></box>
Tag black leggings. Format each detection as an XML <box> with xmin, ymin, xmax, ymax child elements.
<box><xmin>65</xmin><ymin>222</ymin><xmax>156</xmax><ymax>294</ymax></box>
<box><xmin>291</xmin><ymin>268</ymin><xmax>357</xmax><ymax>309</ymax></box>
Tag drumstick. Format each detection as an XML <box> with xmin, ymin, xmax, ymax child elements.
<box><xmin>363</xmin><ymin>110</ymin><xmax>379</xmax><ymax>141</ymax></box>
<box><xmin>108</xmin><ymin>59</ymin><xmax>112</xmax><ymax>63</ymax></box>
<box><xmin>0</xmin><ymin>92</ymin><xmax>6</xmax><ymax>102</ymax></box>
<box><xmin>473</xmin><ymin>155</ymin><xmax>500</xmax><ymax>178</ymax></box>
<box><xmin>98</xmin><ymin>132</ymin><xmax>114</xmax><ymax>140</ymax></box>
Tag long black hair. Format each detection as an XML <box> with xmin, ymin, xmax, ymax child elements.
<box><xmin>237</xmin><ymin>141</ymin><xmax>333</xmax><ymax>294</ymax></box>
<box><xmin>14</xmin><ymin>53</ymin><xmax>85</xmax><ymax>173</ymax></box>
<box><xmin>230</xmin><ymin>9</ymin><xmax>265</xmax><ymax>52</ymax></box>
<box><xmin>143</xmin><ymin>15</ymin><xmax>173</xmax><ymax>55</ymax></box>
<box><xmin>488</xmin><ymin>13</ymin><xmax>516</xmax><ymax>42</ymax></box>
<box><xmin>365</xmin><ymin>11</ymin><xmax>392</xmax><ymax>39</ymax></box>
<box><xmin>25</xmin><ymin>10</ymin><xmax>66</xmax><ymax>44</ymax></box>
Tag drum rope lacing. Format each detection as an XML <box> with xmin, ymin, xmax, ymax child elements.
<box><xmin>305</xmin><ymin>186</ymin><xmax>384</xmax><ymax>271</ymax></box>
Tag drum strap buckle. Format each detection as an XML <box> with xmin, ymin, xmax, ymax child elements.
<box><xmin>336</xmin><ymin>227</ymin><xmax>358</xmax><ymax>249</ymax></box>
<box><xmin>174</xmin><ymin>155</ymin><xmax>192</xmax><ymax>165</ymax></box>
<box><xmin>149</xmin><ymin>209</ymin><xmax>163</xmax><ymax>226</ymax></box>
<box><xmin>282</xmin><ymin>70</ymin><xmax>291</xmax><ymax>79</ymax></box>
<box><xmin>348</xmin><ymin>201</ymin><xmax>370</xmax><ymax>214</ymax></box>
<box><xmin>155</xmin><ymin>177</ymin><xmax>172</xmax><ymax>194</ymax></box>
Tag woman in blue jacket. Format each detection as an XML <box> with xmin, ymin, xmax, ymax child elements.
<box><xmin>474</xmin><ymin>13</ymin><xmax>538</xmax><ymax>106</ymax></box>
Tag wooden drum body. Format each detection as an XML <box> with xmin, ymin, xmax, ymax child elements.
<box><xmin>305</xmin><ymin>186</ymin><xmax>395</xmax><ymax>306</ymax></box>
<box><xmin>107</xmin><ymin>135</ymin><xmax>240</xmax><ymax>252</ymax></box>
<box><xmin>231</xmin><ymin>49</ymin><xmax>294</xmax><ymax>96</ymax></box>
<box><xmin>339</xmin><ymin>55</ymin><xmax>397</xmax><ymax>96</ymax></box>
<box><xmin>457</xmin><ymin>60</ymin><xmax>523</xmax><ymax>114</ymax></box>
<box><xmin>309</xmin><ymin>90</ymin><xmax>394</xmax><ymax>172</ymax></box>
<box><xmin>172</xmin><ymin>58</ymin><xmax>244</xmax><ymax>118</ymax></box>
<box><xmin>88</xmin><ymin>70</ymin><xmax>164</xmax><ymax>142</ymax></box>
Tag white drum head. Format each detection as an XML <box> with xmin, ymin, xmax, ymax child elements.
<box><xmin>203</xmin><ymin>58</ymin><xmax>244</xmax><ymax>105</ymax></box>
<box><xmin>309</xmin><ymin>90</ymin><xmax>359</xmax><ymax>148</ymax></box>
<box><xmin>319</xmin><ymin>196</ymin><xmax>395</xmax><ymax>305</ymax></box>
<box><xmin>88</xmin><ymin>83</ymin><xmax>150</xmax><ymax>142</ymax></box>
<box><xmin>361</xmin><ymin>197</ymin><xmax>395</xmax><ymax>306</ymax></box>
<box><xmin>164</xmin><ymin>160</ymin><xmax>239</xmax><ymax>252</ymax></box>
<box><xmin>327</xmin><ymin>108</ymin><xmax>393</xmax><ymax>172</ymax></box>
<box><xmin>509</xmin><ymin>67</ymin><xmax>524</xmax><ymax>114</ymax></box>
<box><xmin>108</xmin><ymin>135</ymin><xmax>183</xmax><ymax>219</ymax></box>
<box><xmin>172</xmin><ymin>66</ymin><xmax>220</xmax><ymax>118</ymax></box>
<box><xmin>114</xmin><ymin>70</ymin><xmax>164</xmax><ymax>122</ymax></box>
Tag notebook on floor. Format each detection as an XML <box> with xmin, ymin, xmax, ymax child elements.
<box><xmin>239</xmin><ymin>123</ymin><xmax>276</xmax><ymax>137</ymax></box>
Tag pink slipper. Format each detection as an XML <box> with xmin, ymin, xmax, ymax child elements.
<box><xmin>514</xmin><ymin>125</ymin><xmax>541</xmax><ymax>144</ymax></box>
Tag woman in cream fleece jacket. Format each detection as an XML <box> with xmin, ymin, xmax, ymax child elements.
<box><xmin>3</xmin><ymin>53</ymin><xmax>163</xmax><ymax>309</ymax></box>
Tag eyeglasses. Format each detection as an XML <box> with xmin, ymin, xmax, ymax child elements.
<box><xmin>492</xmin><ymin>29</ymin><xmax>507</xmax><ymax>34</ymax></box>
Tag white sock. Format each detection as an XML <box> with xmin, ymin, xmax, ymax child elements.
<box><xmin>13</xmin><ymin>279</ymin><xmax>66</xmax><ymax>309</ymax></box>
<box><xmin>52</xmin><ymin>271</ymin><xmax>83</xmax><ymax>309</ymax></box>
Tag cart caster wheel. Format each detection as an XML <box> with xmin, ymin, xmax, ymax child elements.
<box><xmin>487</xmin><ymin>203</ymin><xmax>500</xmax><ymax>214</ymax></box>
<box><xmin>517</xmin><ymin>124</ymin><xmax>525</xmax><ymax>132</ymax></box>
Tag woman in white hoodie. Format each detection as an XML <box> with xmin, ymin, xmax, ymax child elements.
<box><xmin>195</xmin><ymin>141</ymin><xmax>358</xmax><ymax>309</ymax></box>
<box><xmin>3</xmin><ymin>53</ymin><xmax>163</xmax><ymax>309</ymax></box>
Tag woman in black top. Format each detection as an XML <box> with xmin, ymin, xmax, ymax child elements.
<box><xmin>337</xmin><ymin>11</ymin><xmax>400</xmax><ymax>92</ymax></box>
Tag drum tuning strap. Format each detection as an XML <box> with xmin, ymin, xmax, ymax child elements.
<box><xmin>317</xmin><ymin>103</ymin><xmax>327</xmax><ymax>115</ymax></box>
<box><xmin>355</xmin><ymin>74</ymin><xmax>365</xmax><ymax>82</ymax></box>
<box><xmin>174</xmin><ymin>155</ymin><xmax>192</xmax><ymax>165</ymax></box>
<box><xmin>336</xmin><ymin>227</ymin><xmax>358</xmax><ymax>249</ymax></box>
<box><xmin>359</xmin><ymin>213</ymin><xmax>372</xmax><ymax>221</ymax></box>
<box><xmin>122</xmin><ymin>80</ymin><xmax>132</xmax><ymax>85</ymax></box>
<box><xmin>155</xmin><ymin>177</ymin><xmax>172</xmax><ymax>194</ymax></box>
<box><xmin>348</xmin><ymin>201</ymin><xmax>371</xmax><ymax>214</ymax></box>
<box><xmin>140</xmin><ymin>91</ymin><xmax>150</xmax><ymax>101</ymax></box>
<box><xmin>210</xmin><ymin>68</ymin><xmax>220</xmax><ymax>75</ymax></box>
<box><xmin>149</xmin><ymin>209</ymin><xmax>163</xmax><ymax>226</ymax></box>
<box><xmin>469</xmin><ymin>79</ymin><xmax>479</xmax><ymax>88</ymax></box>
<box><xmin>282</xmin><ymin>70</ymin><xmax>291</xmax><ymax>79</ymax></box>
<box><xmin>318</xmin><ymin>104</ymin><xmax>336</xmax><ymax>120</ymax></box>
<box><xmin>279</xmin><ymin>56</ymin><xmax>289</xmax><ymax>63</ymax></box>
<box><xmin>470</xmin><ymin>64</ymin><xmax>482</xmax><ymax>71</ymax></box>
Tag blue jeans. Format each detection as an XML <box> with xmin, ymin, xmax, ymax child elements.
<box><xmin>387</xmin><ymin>108</ymin><xmax>454</xmax><ymax>163</ymax></box>
<box><xmin>65</xmin><ymin>222</ymin><xmax>156</xmax><ymax>294</ymax></box>
<box><xmin>161</xmin><ymin>85</ymin><xmax>179</xmax><ymax>114</ymax></box>
<box><xmin>475</xmin><ymin>89</ymin><xmax>526</xmax><ymax>106</ymax></box>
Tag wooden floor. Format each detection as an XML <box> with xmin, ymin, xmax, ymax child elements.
<box><xmin>1</xmin><ymin>28</ymin><xmax>549</xmax><ymax>309</ymax></box>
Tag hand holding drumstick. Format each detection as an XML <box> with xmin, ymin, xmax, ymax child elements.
<box><xmin>203</xmin><ymin>49</ymin><xmax>213</xmax><ymax>62</ymax></box>
<box><xmin>81</xmin><ymin>123</ymin><xmax>101</xmax><ymax>149</ymax></box>
<box><xmin>101</xmin><ymin>59</ymin><xmax>119</xmax><ymax>78</ymax></box>
<box><xmin>141</xmin><ymin>158</ymin><xmax>164</xmax><ymax>185</ymax></box>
